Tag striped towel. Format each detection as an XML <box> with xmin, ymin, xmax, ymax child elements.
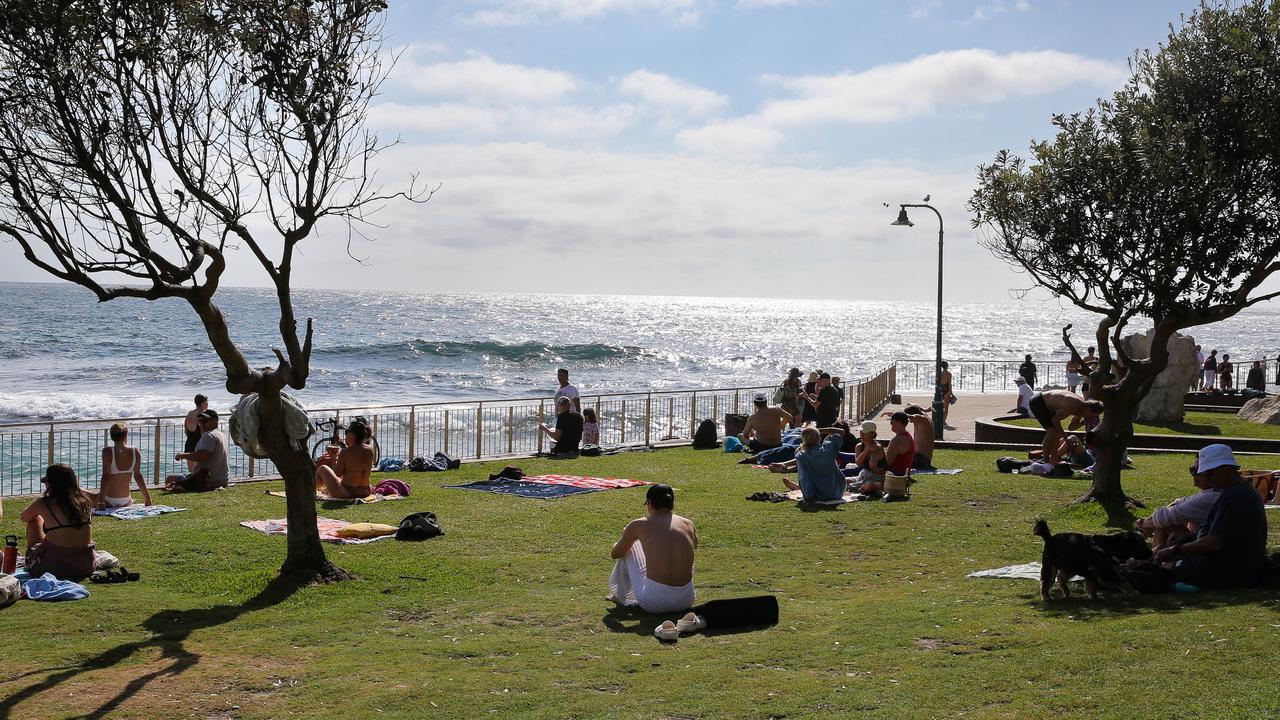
<box><xmin>239</xmin><ymin>517</ymin><xmax>396</xmax><ymax>545</ymax></box>
<box><xmin>521</xmin><ymin>474</ymin><xmax>647</xmax><ymax>490</ymax></box>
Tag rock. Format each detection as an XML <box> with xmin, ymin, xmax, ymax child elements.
<box><xmin>1238</xmin><ymin>395</ymin><xmax>1280</xmax><ymax>425</ymax></box>
<box><xmin>1117</xmin><ymin>330</ymin><xmax>1200</xmax><ymax>423</ymax></box>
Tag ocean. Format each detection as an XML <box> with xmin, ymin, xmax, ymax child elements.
<box><xmin>1</xmin><ymin>281</ymin><xmax>1277</xmax><ymax>422</ymax></box>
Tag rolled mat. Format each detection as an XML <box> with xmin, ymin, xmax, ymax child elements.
<box><xmin>691</xmin><ymin>595</ymin><xmax>778</xmax><ymax>629</ymax></box>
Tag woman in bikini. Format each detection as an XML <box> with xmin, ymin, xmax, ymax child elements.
<box><xmin>314</xmin><ymin>420</ymin><xmax>375</xmax><ymax>499</ymax></box>
<box><xmin>97</xmin><ymin>422</ymin><xmax>152</xmax><ymax>509</ymax></box>
<box><xmin>20</xmin><ymin>464</ymin><xmax>97</xmax><ymax>580</ymax></box>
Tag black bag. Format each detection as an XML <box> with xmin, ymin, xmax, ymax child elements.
<box><xmin>488</xmin><ymin>465</ymin><xmax>524</xmax><ymax>481</ymax></box>
<box><xmin>408</xmin><ymin>456</ymin><xmax>429</xmax><ymax>472</ymax></box>
<box><xmin>692</xmin><ymin>419</ymin><xmax>718</xmax><ymax>449</ymax></box>
<box><xmin>996</xmin><ymin>456</ymin><xmax>1032</xmax><ymax>473</ymax></box>
<box><xmin>395</xmin><ymin>511</ymin><xmax>443</xmax><ymax>541</ymax></box>
<box><xmin>580</xmin><ymin>444</ymin><xmax>602</xmax><ymax>457</ymax></box>
<box><xmin>1047</xmin><ymin>463</ymin><xmax>1075</xmax><ymax>478</ymax></box>
<box><xmin>691</xmin><ymin>595</ymin><xmax>779</xmax><ymax>629</ymax></box>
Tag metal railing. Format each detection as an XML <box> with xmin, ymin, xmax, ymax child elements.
<box><xmin>895</xmin><ymin>357</ymin><xmax>1280</xmax><ymax>394</ymax></box>
<box><xmin>0</xmin><ymin>365</ymin><xmax>895</xmax><ymax>497</ymax></box>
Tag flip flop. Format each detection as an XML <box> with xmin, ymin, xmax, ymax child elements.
<box><xmin>653</xmin><ymin>620</ymin><xmax>679</xmax><ymax>642</ymax></box>
<box><xmin>675</xmin><ymin>612</ymin><xmax>706</xmax><ymax>635</ymax></box>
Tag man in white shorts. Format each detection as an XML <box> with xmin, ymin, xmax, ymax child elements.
<box><xmin>608</xmin><ymin>484</ymin><xmax>697</xmax><ymax>614</ymax></box>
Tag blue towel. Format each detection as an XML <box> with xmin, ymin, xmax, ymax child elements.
<box><xmin>445</xmin><ymin>478</ymin><xmax>598</xmax><ymax>499</ymax></box>
<box><xmin>22</xmin><ymin>573</ymin><xmax>90</xmax><ymax>601</ymax></box>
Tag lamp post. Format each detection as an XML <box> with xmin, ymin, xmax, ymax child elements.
<box><xmin>891</xmin><ymin>203</ymin><xmax>945</xmax><ymax>440</ymax></box>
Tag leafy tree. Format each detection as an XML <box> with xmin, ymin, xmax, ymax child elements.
<box><xmin>0</xmin><ymin>0</ymin><xmax>428</xmax><ymax>579</ymax></box>
<box><xmin>970</xmin><ymin>0</ymin><xmax>1280</xmax><ymax>505</ymax></box>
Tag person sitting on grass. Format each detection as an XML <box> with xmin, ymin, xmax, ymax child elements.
<box><xmin>1135</xmin><ymin>461</ymin><xmax>1220</xmax><ymax>552</ymax></box>
<box><xmin>883</xmin><ymin>405</ymin><xmax>935</xmax><ymax>470</ymax></box>
<box><xmin>847</xmin><ymin>421</ymin><xmax>888</xmax><ymax>493</ymax></box>
<box><xmin>1027</xmin><ymin>390</ymin><xmax>1104</xmax><ymax>465</ymax></box>
<box><xmin>581</xmin><ymin>407</ymin><xmax>601</xmax><ymax>446</ymax></box>
<box><xmin>1152</xmin><ymin>444</ymin><xmax>1267</xmax><ymax>589</ymax></box>
<box><xmin>314</xmin><ymin>420</ymin><xmax>376</xmax><ymax>499</ymax></box>
<box><xmin>539</xmin><ymin>396</ymin><xmax>583</xmax><ymax>456</ymax></box>
<box><xmin>739</xmin><ymin>393</ymin><xmax>792</xmax><ymax>453</ymax></box>
<box><xmin>166</xmin><ymin>409</ymin><xmax>229</xmax><ymax>493</ymax></box>
<box><xmin>1012</xmin><ymin>377</ymin><xmax>1033</xmax><ymax>418</ymax></box>
<box><xmin>779</xmin><ymin>426</ymin><xmax>848</xmax><ymax>502</ymax></box>
<box><xmin>20</xmin><ymin>464</ymin><xmax>96</xmax><ymax>581</ymax></box>
<box><xmin>608</xmin><ymin>484</ymin><xmax>697</xmax><ymax>614</ymax></box>
<box><xmin>97</xmin><ymin>422</ymin><xmax>152</xmax><ymax>509</ymax></box>
<box><xmin>885</xmin><ymin>412</ymin><xmax>916</xmax><ymax>477</ymax></box>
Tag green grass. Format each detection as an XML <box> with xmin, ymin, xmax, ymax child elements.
<box><xmin>2</xmin><ymin>448</ymin><xmax>1280</xmax><ymax>719</ymax></box>
<box><xmin>1001</xmin><ymin>410</ymin><xmax>1280</xmax><ymax>440</ymax></box>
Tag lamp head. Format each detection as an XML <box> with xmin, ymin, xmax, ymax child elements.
<box><xmin>891</xmin><ymin>207</ymin><xmax>914</xmax><ymax>227</ymax></box>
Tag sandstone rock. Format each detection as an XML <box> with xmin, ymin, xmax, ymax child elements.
<box><xmin>1117</xmin><ymin>330</ymin><xmax>1199</xmax><ymax>423</ymax></box>
<box><xmin>1238</xmin><ymin>395</ymin><xmax>1280</xmax><ymax>425</ymax></box>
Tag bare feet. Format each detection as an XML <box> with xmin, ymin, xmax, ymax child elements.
<box><xmin>781</xmin><ymin>477</ymin><xmax>799</xmax><ymax>491</ymax></box>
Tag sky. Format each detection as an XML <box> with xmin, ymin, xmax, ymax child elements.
<box><xmin>0</xmin><ymin>0</ymin><xmax>1212</xmax><ymax>301</ymax></box>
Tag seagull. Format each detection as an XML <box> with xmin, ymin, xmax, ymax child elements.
<box><xmin>922</xmin><ymin>194</ymin><xmax>930</xmax><ymax>202</ymax></box>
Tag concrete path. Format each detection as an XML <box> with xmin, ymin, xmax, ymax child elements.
<box><xmin>874</xmin><ymin>393</ymin><xmax>1017</xmax><ymax>442</ymax></box>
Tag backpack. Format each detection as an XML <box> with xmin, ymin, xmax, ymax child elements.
<box><xmin>408</xmin><ymin>456</ymin><xmax>429</xmax><ymax>472</ymax></box>
<box><xmin>996</xmin><ymin>456</ymin><xmax>1032</xmax><ymax>473</ymax></box>
<box><xmin>692</xmin><ymin>419</ymin><xmax>718</xmax><ymax>449</ymax></box>
<box><xmin>395</xmin><ymin>511</ymin><xmax>443</xmax><ymax>541</ymax></box>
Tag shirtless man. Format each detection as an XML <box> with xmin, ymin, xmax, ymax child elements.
<box><xmin>882</xmin><ymin>404</ymin><xmax>934</xmax><ymax>469</ymax></box>
<box><xmin>739</xmin><ymin>394</ymin><xmax>792</xmax><ymax>452</ymax></box>
<box><xmin>608</xmin><ymin>484</ymin><xmax>698</xmax><ymax>614</ymax></box>
<box><xmin>314</xmin><ymin>420</ymin><xmax>375</xmax><ymax>499</ymax></box>
<box><xmin>1028</xmin><ymin>390</ymin><xmax>1104</xmax><ymax>464</ymax></box>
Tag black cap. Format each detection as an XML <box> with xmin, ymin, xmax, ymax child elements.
<box><xmin>198</xmin><ymin>409</ymin><xmax>219</xmax><ymax>422</ymax></box>
<box><xmin>645</xmin><ymin>483</ymin><xmax>675</xmax><ymax>509</ymax></box>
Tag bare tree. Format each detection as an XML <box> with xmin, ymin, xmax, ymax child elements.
<box><xmin>0</xmin><ymin>0</ymin><xmax>429</xmax><ymax>579</ymax></box>
<box><xmin>969</xmin><ymin>0</ymin><xmax>1280</xmax><ymax>506</ymax></box>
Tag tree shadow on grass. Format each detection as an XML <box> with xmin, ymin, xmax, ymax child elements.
<box><xmin>1029</xmin><ymin>587</ymin><xmax>1274</xmax><ymax>621</ymax></box>
<box><xmin>0</xmin><ymin>574</ymin><xmax>304</xmax><ymax>720</ymax></box>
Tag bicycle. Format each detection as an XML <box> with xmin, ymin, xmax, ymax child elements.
<box><xmin>310</xmin><ymin>415</ymin><xmax>381</xmax><ymax>465</ymax></box>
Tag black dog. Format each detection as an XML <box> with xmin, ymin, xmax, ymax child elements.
<box><xmin>1034</xmin><ymin>520</ymin><xmax>1151</xmax><ymax>600</ymax></box>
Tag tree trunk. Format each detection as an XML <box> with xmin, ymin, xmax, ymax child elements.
<box><xmin>256</xmin><ymin>388</ymin><xmax>353</xmax><ymax>582</ymax></box>
<box><xmin>1082</xmin><ymin>393</ymin><xmax>1135</xmax><ymax>505</ymax></box>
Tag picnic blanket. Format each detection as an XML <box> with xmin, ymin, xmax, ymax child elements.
<box><xmin>968</xmin><ymin>562</ymin><xmax>1082</xmax><ymax>582</ymax></box>
<box><xmin>239</xmin><ymin>517</ymin><xmax>397</xmax><ymax>545</ymax></box>
<box><xmin>910</xmin><ymin>468</ymin><xmax>963</xmax><ymax>475</ymax></box>
<box><xmin>93</xmin><ymin>505</ymin><xmax>187</xmax><ymax>520</ymax></box>
<box><xmin>265</xmin><ymin>490</ymin><xmax>405</xmax><ymax>504</ymax></box>
<box><xmin>446</xmin><ymin>474</ymin><xmax>646</xmax><ymax>500</ymax></box>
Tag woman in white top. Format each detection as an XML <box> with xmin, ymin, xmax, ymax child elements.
<box><xmin>97</xmin><ymin>422</ymin><xmax>152</xmax><ymax>508</ymax></box>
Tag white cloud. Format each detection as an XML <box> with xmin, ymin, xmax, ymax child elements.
<box><xmin>674</xmin><ymin>118</ymin><xmax>783</xmax><ymax>157</ymax></box>
<box><xmin>971</xmin><ymin>0</ymin><xmax>1030</xmax><ymax>22</ymax></box>
<box><xmin>909</xmin><ymin>0</ymin><xmax>941</xmax><ymax>20</ymax></box>
<box><xmin>396</xmin><ymin>54</ymin><xmax>578</xmax><ymax>103</ymax></box>
<box><xmin>617</xmin><ymin>70</ymin><xmax>728</xmax><ymax>117</ymax></box>
<box><xmin>736</xmin><ymin>0</ymin><xmax>805</xmax><ymax>6</ymax></box>
<box><xmin>369</xmin><ymin>102</ymin><xmax>642</xmax><ymax>140</ymax></box>
<box><xmin>463</xmin><ymin>0</ymin><xmax>702</xmax><ymax>26</ymax></box>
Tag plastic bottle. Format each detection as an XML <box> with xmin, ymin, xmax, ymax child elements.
<box><xmin>1</xmin><ymin>535</ymin><xmax>17</xmax><ymax>575</ymax></box>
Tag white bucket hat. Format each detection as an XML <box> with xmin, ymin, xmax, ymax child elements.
<box><xmin>1196</xmin><ymin>444</ymin><xmax>1238</xmax><ymax>474</ymax></box>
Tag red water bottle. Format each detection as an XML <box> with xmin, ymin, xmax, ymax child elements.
<box><xmin>1</xmin><ymin>535</ymin><xmax>17</xmax><ymax>575</ymax></box>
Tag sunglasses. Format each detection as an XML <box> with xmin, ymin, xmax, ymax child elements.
<box><xmin>1189</xmin><ymin>465</ymin><xmax>1203</xmax><ymax>477</ymax></box>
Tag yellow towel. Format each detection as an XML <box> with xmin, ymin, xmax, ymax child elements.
<box><xmin>335</xmin><ymin>522</ymin><xmax>399</xmax><ymax>539</ymax></box>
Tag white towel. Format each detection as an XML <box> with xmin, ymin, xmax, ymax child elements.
<box><xmin>608</xmin><ymin>542</ymin><xmax>694</xmax><ymax>614</ymax></box>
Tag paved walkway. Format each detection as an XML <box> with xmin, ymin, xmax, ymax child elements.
<box><xmin>875</xmin><ymin>393</ymin><xmax>1017</xmax><ymax>442</ymax></box>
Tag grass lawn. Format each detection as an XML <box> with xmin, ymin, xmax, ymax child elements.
<box><xmin>1001</xmin><ymin>410</ymin><xmax>1280</xmax><ymax>440</ymax></box>
<box><xmin>3</xmin><ymin>447</ymin><xmax>1280</xmax><ymax>719</ymax></box>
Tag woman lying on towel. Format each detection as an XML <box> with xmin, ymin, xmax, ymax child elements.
<box><xmin>315</xmin><ymin>420</ymin><xmax>376</xmax><ymax>499</ymax></box>
<box><xmin>20</xmin><ymin>464</ymin><xmax>97</xmax><ymax>581</ymax></box>
<box><xmin>97</xmin><ymin>423</ymin><xmax>153</xmax><ymax>509</ymax></box>
<box><xmin>608</xmin><ymin>484</ymin><xmax>697</xmax><ymax>614</ymax></box>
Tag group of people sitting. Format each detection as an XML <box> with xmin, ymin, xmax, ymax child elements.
<box><xmin>735</xmin><ymin>392</ymin><xmax>937</xmax><ymax>502</ymax></box>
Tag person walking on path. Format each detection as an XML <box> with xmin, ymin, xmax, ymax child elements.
<box><xmin>1018</xmin><ymin>354</ymin><xmax>1038</xmax><ymax>390</ymax></box>
<box><xmin>773</xmin><ymin>368</ymin><xmax>804</xmax><ymax>429</ymax></box>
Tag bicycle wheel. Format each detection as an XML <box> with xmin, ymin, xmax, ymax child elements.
<box><xmin>368</xmin><ymin>436</ymin><xmax>381</xmax><ymax>465</ymax></box>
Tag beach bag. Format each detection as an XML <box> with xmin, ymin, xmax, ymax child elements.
<box><xmin>996</xmin><ymin>456</ymin><xmax>1032</xmax><ymax>473</ymax></box>
<box><xmin>408</xmin><ymin>456</ymin><xmax>429</xmax><ymax>472</ymax></box>
<box><xmin>0</xmin><ymin>575</ymin><xmax>19</xmax><ymax>610</ymax></box>
<box><xmin>692</xmin><ymin>419</ymin><xmax>718</xmax><ymax>449</ymax></box>
<box><xmin>395</xmin><ymin>511</ymin><xmax>443</xmax><ymax>541</ymax></box>
<box><xmin>883</xmin><ymin>473</ymin><xmax>910</xmax><ymax>500</ymax></box>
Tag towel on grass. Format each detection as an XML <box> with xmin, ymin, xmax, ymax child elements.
<box><xmin>968</xmin><ymin>562</ymin><xmax>1082</xmax><ymax>582</ymax></box>
<box><xmin>265</xmin><ymin>490</ymin><xmax>405</xmax><ymax>504</ymax></box>
<box><xmin>910</xmin><ymin>468</ymin><xmax>964</xmax><ymax>476</ymax></box>
<box><xmin>782</xmin><ymin>489</ymin><xmax>875</xmax><ymax>505</ymax></box>
<box><xmin>446</xmin><ymin>478</ymin><xmax>601</xmax><ymax>499</ymax></box>
<box><xmin>520</xmin><ymin>474</ymin><xmax>647</xmax><ymax>490</ymax></box>
<box><xmin>93</xmin><ymin>505</ymin><xmax>187</xmax><ymax>520</ymax></box>
<box><xmin>239</xmin><ymin>517</ymin><xmax>397</xmax><ymax>545</ymax></box>
<box><xmin>22</xmin><ymin>573</ymin><xmax>90</xmax><ymax>601</ymax></box>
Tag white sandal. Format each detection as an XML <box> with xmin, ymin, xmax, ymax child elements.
<box><xmin>675</xmin><ymin>612</ymin><xmax>706</xmax><ymax>635</ymax></box>
<box><xmin>653</xmin><ymin>620</ymin><xmax>679</xmax><ymax>641</ymax></box>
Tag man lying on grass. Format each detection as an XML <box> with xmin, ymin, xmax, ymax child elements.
<box><xmin>608</xmin><ymin>484</ymin><xmax>698</xmax><ymax>613</ymax></box>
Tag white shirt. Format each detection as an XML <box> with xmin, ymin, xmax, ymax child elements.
<box><xmin>1017</xmin><ymin>382</ymin><xmax>1033</xmax><ymax>411</ymax></box>
<box><xmin>554</xmin><ymin>383</ymin><xmax>579</xmax><ymax>406</ymax></box>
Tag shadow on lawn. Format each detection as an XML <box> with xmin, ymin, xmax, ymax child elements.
<box><xmin>601</xmin><ymin>605</ymin><xmax>771</xmax><ymax>638</ymax></box>
<box><xmin>0</xmin><ymin>574</ymin><xmax>304</xmax><ymax>720</ymax></box>
<box><xmin>1031</xmin><ymin>587</ymin><xmax>1275</xmax><ymax>620</ymax></box>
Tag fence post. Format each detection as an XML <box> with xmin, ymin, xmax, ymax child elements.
<box><xmin>690</xmin><ymin>392</ymin><xmax>697</xmax><ymax>437</ymax></box>
<box><xmin>47</xmin><ymin>424</ymin><xmax>54</xmax><ymax>466</ymax></box>
<box><xmin>536</xmin><ymin>402</ymin><xmax>544</xmax><ymax>453</ymax></box>
<box><xmin>645</xmin><ymin>394</ymin><xmax>652</xmax><ymax>446</ymax></box>
<box><xmin>667</xmin><ymin>398</ymin><xmax>674</xmax><ymax>439</ymax></box>
<box><xmin>507</xmin><ymin>406</ymin><xmax>514</xmax><ymax>454</ymax></box>
<box><xmin>733</xmin><ymin>392</ymin><xmax>739</xmax><ymax>415</ymax></box>
<box><xmin>153</xmin><ymin>418</ymin><xmax>161</xmax><ymax>487</ymax></box>
<box><xmin>712</xmin><ymin>395</ymin><xmax>718</xmax><ymax>431</ymax></box>
<box><xmin>621</xmin><ymin>400</ymin><xmax>627</xmax><ymax>444</ymax></box>
<box><xmin>407</xmin><ymin>406</ymin><xmax>416</xmax><ymax>459</ymax></box>
<box><xmin>476</xmin><ymin>403</ymin><xmax>483</xmax><ymax>459</ymax></box>
<box><xmin>981</xmin><ymin>362</ymin><xmax>986</xmax><ymax>393</ymax></box>
<box><xmin>444</xmin><ymin>409</ymin><xmax>450</xmax><ymax>455</ymax></box>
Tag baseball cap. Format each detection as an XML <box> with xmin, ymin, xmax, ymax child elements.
<box><xmin>198</xmin><ymin>409</ymin><xmax>218</xmax><ymax>422</ymax></box>
<box><xmin>860</xmin><ymin>420</ymin><xmax>877</xmax><ymax>434</ymax></box>
<box><xmin>1196</xmin><ymin>444</ymin><xmax>1238</xmax><ymax>474</ymax></box>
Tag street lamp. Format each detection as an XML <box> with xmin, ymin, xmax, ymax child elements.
<box><xmin>891</xmin><ymin>203</ymin><xmax>945</xmax><ymax>440</ymax></box>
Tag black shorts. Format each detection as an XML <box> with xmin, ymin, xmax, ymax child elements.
<box><xmin>1029</xmin><ymin>394</ymin><xmax>1054</xmax><ymax>429</ymax></box>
